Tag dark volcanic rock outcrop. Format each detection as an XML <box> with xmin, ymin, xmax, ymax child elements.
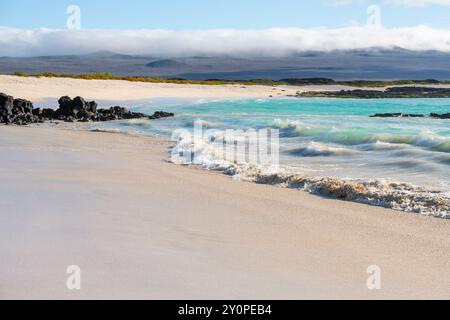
<box><xmin>96</xmin><ymin>106</ymin><xmax>149</xmax><ymax>122</ymax></box>
<box><xmin>58</xmin><ymin>96</ymin><xmax>97</xmax><ymax>118</ymax></box>
<box><xmin>0</xmin><ymin>93</ymin><xmax>174</xmax><ymax>125</ymax></box>
<box><xmin>370</xmin><ymin>113</ymin><xmax>425</xmax><ymax>118</ymax></box>
<box><xmin>0</xmin><ymin>93</ymin><xmax>14</xmax><ymax>116</ymax></box>
<box><xmin>370</xmin><ymin>113</ymin><xmax>402</xmax><ymax>118</ymax></box>
<box><xmin>430</xmin><ymin>113</ymin><xmax>450</xmax><ymax>119</ymax></box>
<box><xmin>1</xmin><ymin>93</ymin><xmax>42</xmax><ymax>125</ymax></box>
<box><xmin>298</xmin><ymin>87</ymin><xmax>450</xmax><ymax>99</ymax></box>
<box><xmin>370</xmin><ymin>112</ymin><xmax>450</xmax><ymax>119</ymax></box>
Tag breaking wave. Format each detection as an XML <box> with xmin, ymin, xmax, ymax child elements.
<box><xmin>287</xmin><ymin>142</ymin><xmax>356</xmax><ymax>157</ymax></box>
<box><xmin>184</xmin><ymin>119</ymin><xmax>223</xmax><ymax>129</ymax></box>
<box><xmin>170</xmin><ymin>134</ymin><xmax>449</xmax><ymax>219</ymax></box>
<box><xmin>273</xmin><ymin>119</ymin><xmax>450</xmax><ymax>153</ymax></box>
<box><xmin>250</xmin><ymin>171</ymin><xmax>450</xmax><ymax>218</ymax></box>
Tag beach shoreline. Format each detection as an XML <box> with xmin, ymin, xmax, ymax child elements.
<box><xmin>0</xmin><ymin>125</ymin><xmax>449</xmax><ymax>300</ymax></box>
<box><xmin>0</xmin><ymin>75</ymin><xmax>301</xmax><ymax>103</ymax></box>
<box><xmin>5</xmin><ymin>74</ymin><xmax>450</xmax><ymax>104</ymax></box>
<box><xmin>1</xmin><ymin>76</ymin><xmax>449</xmax><ymax>299</ymax></box>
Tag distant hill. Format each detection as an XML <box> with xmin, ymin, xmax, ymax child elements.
<box><xmin>146</xmin><ymin>59</ymin><xmax>187</xmax><ymax>68</ymax></box>
<box><xmin>2</xmin><ymin>49</ymin><xmax>450</xmax><ymax>80</ymax></box>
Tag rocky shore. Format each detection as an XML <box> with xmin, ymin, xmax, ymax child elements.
<box><xmin>0</xmin><ymin>93</ymin><xmax>174</xmax><ymax>125</ymax></box>
<box><xmin>370</xmin><ymin>112</ymin><xmax>450</xmax><ymax>119</ymax></box>
<box><xmin>297</xmin><ymin>86</ymin><xmax>450</xmax><ymax>99</ymax></box>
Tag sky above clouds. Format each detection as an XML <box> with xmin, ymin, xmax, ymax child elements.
<box><xmin>2</xmin><ymin>0</ymin><xmax>450</xmax><ymax>29</ymax></box>
<box><xmin>1</xmin><ymin>0</ymin><xmax>450</xmax><ymax>56</ymax></box>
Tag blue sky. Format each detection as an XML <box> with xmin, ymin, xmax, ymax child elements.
<box><xmin>1</xmin><ymin>0</ymin><xmax>450</xmax><ymax>29</ymax></box>
<box><xmin>2</xmin><ymin>0</ymin><xmax>450</xmax><ymax>57</ymax></box>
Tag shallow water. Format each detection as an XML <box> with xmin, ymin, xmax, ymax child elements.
<box><xmin>81</xmin><ymin>97</ymin><xmax>450</xmax><ymax>217</ymax></box>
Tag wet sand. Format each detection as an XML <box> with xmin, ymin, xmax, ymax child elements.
<box><xmin>0</xmin><ymin>125</ymin><xmax>449</xmax><ymax>300</ymax></box>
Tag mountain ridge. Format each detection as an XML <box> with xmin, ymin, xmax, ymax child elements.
<box><xmin>2</xmin><ymin>48</ymin><xmax>450</xmax><ymax>80</ymax></box>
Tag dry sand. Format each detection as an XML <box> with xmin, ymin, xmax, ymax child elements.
<box><xmin>0</xmin><ymin>75</ymin><xmax>449</xmax><ymax>299</ymax></box>
<box><xmin>0</xmin><ymin>75</ymin><xmax>361</xmax><ymax>103</ymax></box>
<box><xmin>0</xmin><ymin>125</ymin><xmax>449</xmax><ymax>300</ymax></box>
<box><xmin>3</xmin><ymin>75</ymin><xmax>450</xmax><ymax>104</ymax></box>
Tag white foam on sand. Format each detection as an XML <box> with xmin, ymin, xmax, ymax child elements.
<box><xmin>171</xmin><ymin>133</ymin><xmax>450</xmax><ymax>218</ymax></box>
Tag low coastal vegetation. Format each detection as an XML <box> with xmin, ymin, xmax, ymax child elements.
<box><xmin>10</xmin><ymin>72</ymin><xmax>450</xmax><ymax>88</ymax></box>
<box><xmin>11</xmin><ymin>72</ymin><xmax>281</xmax><ymax>86</ymax></box>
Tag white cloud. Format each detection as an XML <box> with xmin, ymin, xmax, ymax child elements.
<box><xmin>1</xmin><ymin>26</ymin><xmax>450</xmax><ymax>57</ymax></box>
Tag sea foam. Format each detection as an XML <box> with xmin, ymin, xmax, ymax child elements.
<box><xmin>288</xmin><ymin>142</ymin><xmax>356</xmax><ymax>157</ymax></box>
<box><xmin>274</xmin><ymin>119</ymin><xmax>450</xmax><ymax>152</ymax></box>
<box><xmin>170</xmin><ymin>133</ymin><xmax>450</xmax><ymax>218</ymax></box>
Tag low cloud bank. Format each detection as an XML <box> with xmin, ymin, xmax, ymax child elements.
<box><xmin>1</xmin><ymin>26</ymin><xmax>450</xmax><ymax>57</ymax></box>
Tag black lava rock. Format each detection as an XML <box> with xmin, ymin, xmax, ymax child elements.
<box><xmin>13</xmin><ymin>98</ymin><xmax>34</xmax><ymax>114</ymax></box>
<box><xmin>1</xmin><ymin>93</ymin><xmax>175</xmax><ymax>125</ymax></box>
<box><xmin>150</xmin><ymin>111</ymin><xmax>175</xmax><ymax>119</ymax></box>
<box><xmin>370</xmin><ymin>113</ymin><xmax>402</xmax><ymax>118</ymax></box>
<box><xmin>0</xmin><ymin>93</ymin><xmax>38</xmax><ymax>125</ymax></box>
<box><xmin>430</xmin><ymin>113</ymin><xmax>450</xmax><ymax>119</ymax></box>
<box><xmin>370</xmin><ymin>113</ymin><xmax>425</xmax><ymax>118</ymax></box>
<box><xmin>0</xmin><ymin>93</ymin><xmax>14</xmax><ymax>116</ymax></box>
<box><xmin>299</xmin><ymin>87</ymin><xmax>450</xmax><ymax>99</ymax></box>
<box><xmin>58</xmin><ymin>96</ymin><xmax>88</xmax><ymax>117</ymax></box>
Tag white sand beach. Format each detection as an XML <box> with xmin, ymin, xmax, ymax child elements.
<box><xmin>3</xmin><ymin>74</ymin><xmax>450</xmax><ymax>104</ymax></box>
<box><xmin>0</xmin><ymin>125</ymin><xmax>449</xmax><ymax>300</ymax></box>
<box><xmin>0</xmin><ymin>75</ymin><xmax>300</xmax><ymax>102</ymax></box>
<box><xmin>0</xmin><ymin>76</ymin><xmax>449</xmax><ymax>300</ymax></box>
<box><xmin>0</xmin><ymin>75</ymin><xmax>387</xmax><ymax>103</ymax></box>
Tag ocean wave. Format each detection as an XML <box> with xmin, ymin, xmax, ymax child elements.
<box><xmin>357</xmin><ymin>141</ymin><xmax>428</xmax><ymax>158</ymax></box>
<box><xmin>249</xmin><ymin>172</ymin><xmax>449</xmax><ymax>218</ymax></box>
<box><xmin>273</xmin><ymin>119</ymin><xmax>450</xmax><ymax>152</ymax></box>
<box><xmin>325</xmin><ymin>130</ymin><xmax>450</xmax><ymax>149</ymax></box>
<box><xmin>434</xmin><ymin>140</ymin><xmax>450</xmax><ymax>153</ymax></box>
<box><xmin>89</xmin><ymin>128</ymin><xmax>125</xmax><ymax>133</ymax></box>
<box><xmin>273</xmin><ymin>119</ymin><xmax>299</xmax><ymax>129</ymax></box>
<box><xmin>357</xmin><ymin>141</ymin><xmax>409</xmax><ymax>151</ymax></box>
<box><xmin>389</xmin><ymin>149</ymin><xmax>425</xmax><ymax>157</ymax></box>
<box><xmin>183</xmin><ymin>119</ymin><xmax>223</xmax><ymax>129</ymax></box>
<box><xmin>287</xmin><ymin>142</ymin><xmax>356</xmax><ymax>157</ymax></box>
<box><xmin>170</xmin><ymin>134</ymin><xmax>449</xmax><ymax>218</ymax></box>
<box><xmin>120</xmin><ymin>118</ymin><xmax>153</xmax><ymax>128</ymax></box>
<box><xmin>274</xmin><ymin>119</ymin><xmax>325</xmax><ymax>137</ymax></box>
<box><xmin>87</xmin><ymin>127</ymin><xmax>146</xmax><ymax>137</ymax></box>
<box><xmin>432</xmin><ymin>154</ymin><xmax>450</xmax><ymax>166</ymax></box>
<box><xmin>376</xmin><ymin>159</ymin><xmax>431</xmax><ymax>170</ymax></box>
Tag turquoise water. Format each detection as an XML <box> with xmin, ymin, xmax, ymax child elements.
<box><xmin>84</xmin><ymin>98</ymin><xmax>450</xmax><ymax>216</ymax></box>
